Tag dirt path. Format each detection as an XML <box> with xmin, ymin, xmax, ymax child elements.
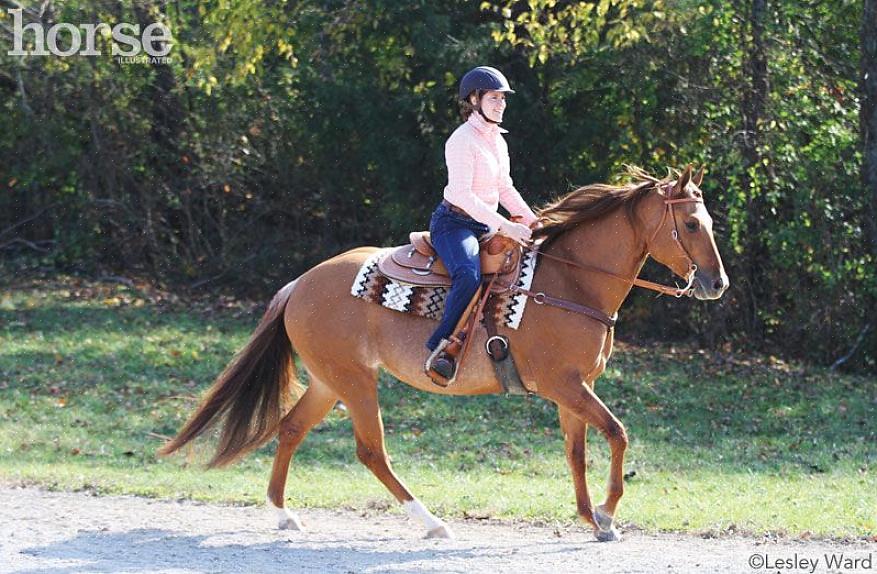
<box><xmin>1</xmin><ymin>486</ymin><xmax>872</xmax><ymax>573</ymax></box>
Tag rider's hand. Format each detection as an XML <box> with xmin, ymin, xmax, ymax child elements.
<box><xmin>499</xmin><ymin>220</ymin><xmax>533</xmax><ymax>246</ymax></box>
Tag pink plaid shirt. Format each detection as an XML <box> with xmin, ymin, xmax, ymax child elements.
<box><xmin>443</xmin><ymin>112</ymin><xmax>538</xmax><ymax>231</ymax></box>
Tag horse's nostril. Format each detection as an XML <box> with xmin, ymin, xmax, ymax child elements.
<box><xmin>713</xmin><ymin>277</ymin><xmax>724</xmax><ymax>291</ymax></box>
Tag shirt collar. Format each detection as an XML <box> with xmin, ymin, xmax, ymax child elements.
<box><xmin>468</xmin><ymin>111</ymin><xmax>508</xmax><ymax>135</ymax></box>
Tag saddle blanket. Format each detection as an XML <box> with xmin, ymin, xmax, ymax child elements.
<box><xmin>350</xmin><ymin>248</ymin><xmax>539</xmax><ymax>329</ymax></box>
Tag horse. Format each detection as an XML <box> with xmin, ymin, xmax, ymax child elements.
<box><xmin>158</xmin><ymin>164</ymin><xmax>729</xmax><ymax>542</ymax></box>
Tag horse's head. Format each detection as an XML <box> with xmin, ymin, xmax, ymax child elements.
<box><xmin>640</xmin><ymin>165</ymin><xmax>729</xmax><ymax>300</ymax></box>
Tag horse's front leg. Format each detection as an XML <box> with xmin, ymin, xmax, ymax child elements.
<box><xmin>558</xmin><ymin>407</ymin><xmax>597</xmax><ymax>529</ymax></box>
<box><xmin>546</xmin><ymin>376</ymin><xmax>628</xmax><ymax>541</ymax></box>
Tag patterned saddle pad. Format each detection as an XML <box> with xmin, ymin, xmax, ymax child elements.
<box><xmin>350</xmin><ymin>248</ymin><xmax>539</xmax><ymax>329</ymax></box>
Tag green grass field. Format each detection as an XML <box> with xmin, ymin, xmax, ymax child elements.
<box><xmin>1</xmin><ymin>274</ymin><xmax>874</xmax><ymax>539</ymax></box>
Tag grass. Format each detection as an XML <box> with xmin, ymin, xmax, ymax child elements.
<box><xmin>0</xmin><ymin>273</ymin><xmax>874</xmax><ymax>539</ymax></box>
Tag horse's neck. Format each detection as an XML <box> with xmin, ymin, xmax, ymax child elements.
<box><xmin>538</xmin><ymin>209</ymin><xmax>647</xmax><ymax>316</ymax></box>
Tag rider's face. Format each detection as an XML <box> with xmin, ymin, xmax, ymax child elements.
<box><xmin>476</xmin><ymin>90</ymin><xmax>507</xmax><ymax>122</ymax></box>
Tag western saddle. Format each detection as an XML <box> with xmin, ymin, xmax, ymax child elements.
<box><xmin>377</xmin><ymin>231</ymin><xmax>523</xmax><ymax>289</ymax></box>
<box><xmin>377</xmin><ymin>229</ymin><xmax>525</xmax><ymax>387</ymax></box>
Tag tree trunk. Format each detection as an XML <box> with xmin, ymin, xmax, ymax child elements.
<box><xmin>864</xmin><ymin>0</ymin><xmax>877</xmax><ymax>259</ymax></box>
<box><xmin>739</xmin><ymin>0</ymin><xmax>770</xmax><ymax>338</ymax></box>
<box><xmin>860</xmin><ymin>0</ymin><xmax>877</xmax><ymax>367</ymax></box>
<box><xmin>131</xmin><ymin>1</ymin><xmax>190</xmax><ymax>269</ymax></box>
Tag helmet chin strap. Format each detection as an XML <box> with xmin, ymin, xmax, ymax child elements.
<box><xmin>477</xmin><ymin>107</ymin><xmax>500</xmax><ymax>124</ymax></box>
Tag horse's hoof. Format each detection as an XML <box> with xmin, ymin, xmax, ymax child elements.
<box><xmin>595</xmin><ymin>526</ymin><xmax>622</xmax><ymax>542</ymax></box>
<box><xmin>278</xmin><ymin>514</ymin><xmax>305</xmax><ymax>531</ymax></box>
<box><xmin>267</xmin><ymin>496</ymin><xmax>305</xmax><ymax>531</ymax></box>
<box><xmin>425</xmin><ymin>524</ymin><xmax>455</xmax><ymax>539</ymax></box>
<box><xmin>593</xmin><ymin>505</ymin><xmax>614</xmax><ymax>531</ymax></box>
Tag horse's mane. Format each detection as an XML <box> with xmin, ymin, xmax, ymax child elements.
<box><xmin>532</xmin><ymin>165</ymin><xmax>676</xmax><ymax>246</ymax></box>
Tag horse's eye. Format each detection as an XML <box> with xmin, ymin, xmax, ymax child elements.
<box><xmin>685</xmin><ymin>220</ymin><xmax>699</xmax><ymax>232</ymax></box>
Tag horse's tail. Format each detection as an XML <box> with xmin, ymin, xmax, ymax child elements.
<box><xmin>157</xmin><ymin>280</ymin><xmax>303</xmax><ymax>468</ymax></box>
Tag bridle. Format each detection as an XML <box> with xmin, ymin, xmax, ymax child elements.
<box><xmin>643</xmin><ymin>182</ymin><xmax>705</xmax><ymax>296</ymax></box>
<box><xmin>500</xmin><ymin>182</ymin><xmax>705</xmax><ymax>331</ymax></box>
<box><xmin>532</xmin><ymin>181</ymin><xmax>703</xmax><ymax>297</ymax></box>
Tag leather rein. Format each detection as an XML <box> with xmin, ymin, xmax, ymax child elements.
<box><xmin>504</xmin><ymin>184</ymin><xmax>704</xmax><ymax>329</ymax></box>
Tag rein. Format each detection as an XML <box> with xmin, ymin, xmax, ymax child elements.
<box><xmin>503</xmin><ymin>184</ymin><xmax>704</xmax><ymax>328</ymax></box>
<box><xmin>537</xmin><ymin>189</ymin><xmax>703</xmax><ymax>298</ymax></box>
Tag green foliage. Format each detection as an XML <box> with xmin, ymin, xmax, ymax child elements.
<box><xmin>191</xmin><ymin>0</ymin><xmax>298</xmax><ymax>88</ymax></box>
<box><xmin>482</xmin><ymin>0</ymin><xmax>665</xmax><ymax>65</ymax></box>
<box><xmin>0</xmin><ymin>0</ymin><xmax>873</xmax><ymax>370</ymax></box>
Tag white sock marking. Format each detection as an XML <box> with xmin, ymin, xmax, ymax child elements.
<box><xmin>403</xmin><ymin>499</ymin><xmax>444</xmax><ymax>531</ymax></box>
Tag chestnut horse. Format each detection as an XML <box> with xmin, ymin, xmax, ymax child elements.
<box><xmin>159</xmin><ymin>165</ymin><xmax>728</xmax><ymax>542</ymax></box>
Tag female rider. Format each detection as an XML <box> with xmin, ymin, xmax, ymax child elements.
<box><xmin>425</xmin><ymin>66</ymin><xmax>539</xmax><ymax>380</ymax></box>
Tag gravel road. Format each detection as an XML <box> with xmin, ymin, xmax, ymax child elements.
<box><xmin>1</xmin><ymin>486</ymin><xmax>872</xmax><ymax>573</ymax></box>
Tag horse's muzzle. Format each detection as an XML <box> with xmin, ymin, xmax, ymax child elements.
<box><xmin>692</xmin><ymin>270</ymin><xmax>729</xmax><ymax>300</ymax></box>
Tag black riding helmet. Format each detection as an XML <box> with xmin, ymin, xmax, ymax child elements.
<box><xmin>458</xmin><ymin>66</ymin><xmax>515</xmax><ymax>101</ymax></box>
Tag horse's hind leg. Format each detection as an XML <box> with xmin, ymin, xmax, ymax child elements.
<box><xmin>266</xmin><ymin>377</ymin><xmax>338</xmax><ymax>530</ymax></box>
<box><xmin>343</xmin><ymin>375</ymin><xmax>455</xmax><ymax>539</ymax></box>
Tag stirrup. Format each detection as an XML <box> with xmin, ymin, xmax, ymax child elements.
<box><xmin>424</xmin><ymin>339</ymin><xmax>455</xmax><ymax>386</ymax></box>
<box><xmin>431</xmin><ymin>354</ymin><xmax>456</xmax><ymax>379</ymax></box>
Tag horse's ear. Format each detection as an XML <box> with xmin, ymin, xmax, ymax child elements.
<box><xmin>675</xmin><ymin>164</ymin><xmax>692</xmax><ymax>194</ymax></box>
<box><xmin>692</xmin><ymin>165</ymin><xmax>704</xmax><ymax>187</ymax></box>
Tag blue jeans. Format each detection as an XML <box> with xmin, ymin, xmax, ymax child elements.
<box><xmin>425</xmin><ymin>202</ymin><xmax>490</xmax><ymax>351</ymax></box>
